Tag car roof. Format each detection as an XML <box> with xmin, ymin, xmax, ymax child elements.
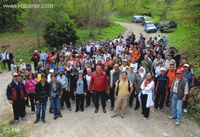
<box><xmin>133</xmin><ymin>15</ymin><xmax>143</xmax><ymax>17</ymax></box>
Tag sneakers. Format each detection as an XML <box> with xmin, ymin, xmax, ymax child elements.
<box><xmin>53</xmin><ymin>116</ymin><xmax>58</xmax><ymax>120</ymax></box>
<box><xmin>85</xmin><ymin>105</ymin><xmax>89</xmax><ymax>107</ymax></box>
<box><xmin>14</xmin><ymin>120</ymin><xmax>19</xmax><ymax>125</ymax></box>
<box><xmin>110</xmin><ymin>107</ymin><xmax>114</xmax><ymax>111</ymax></box>
<box><xmin>94</xmin><ymin>108</ymin><xmax>98</xmax><ymax>113</ymax></box>
<box><xmin>153</xmin><ymin>108</ymin><xmax>158</xmax><ymax>111</ymax></box>
<box><xmin>141</xmin><ymin>114</ymin><xmax>144</xmax><ymax>117</ymax></box>
<box><xmin>42</xmin><ymin>120</ymin><xmax>46</xmax><ymax>123</ymax></box>
<box><xmin>103</xmin><ymin>108</ymin><xmax>107</xmax><ymax>113</ymax></box>
<box><xmin>160</xmin><ymin>108</ymin><xmax>164</xmax><ymax>112</ymax></box>
<box><xmin>58</xmin><ymin>114</ymin><xmax>63</xmax><ymax>117</ymax></box>
<box><xmin>175</xmin><ymin>121</ymin><xmax>180</xmax><ymax>126</ymax></box>
<box><xmin>34</xmin><ymin>119</ymin><xmax>39</xmax><ymax>124</ymax></box>
<box><xmin>111</xmin><ymin>115</ymin><xmax>118</xmax><ymax>118</ymax></box>
<box><xmin>22</xmin><ymin>117</ymin><xmax>27</xmax><ymax>121</ymax></box>
<box><xmin>183</xmin><ymin>108</ymin><xmax>188</xmax><ymax>113</ymax></box>
<box><xmin>169</xmin><ymin>116</ymin><xmax>176</xmax><ymax>119</ymax></box>
<box><xmin>120</xmin><ymin>114</ymin><xmax>124</xmax><ymax>118</ymax></box>
<box><xmin>75</xmin><ymin>109</ymin><xmax>79</xmax><ymax>112</ymax></box>
<box><xmin>31</xmin><ymin>111</ymin><xmax>35</xmax><ymax>114</ymax></box>
<box><xmin>142</xmin><ymin>116</ymin><xmax>147</xmax><ymax>120</ymax></box>
<box><xmin>68</xmin><ymin>108</ymin><xmax>72</xmax><ymax>111</ymax></box>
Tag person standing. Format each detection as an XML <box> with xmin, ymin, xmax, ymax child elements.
<box><xmin>127</xmin><ymin>64</ymin><xmax>137</xmax><ymax>108</ymax></box>
<box><xmin>31</xmin><ymin>50</ymin><xmax>40</xmax><ymax>71</ymax></box>
<box><xmin>49</xmin><ymin>75</ymin><xmax>63</xmax><ymax>119</ymax></box>
<box><xmin>85</xmin><ymin>68</ymin><xmax>94</xmax><ymax>107</ymax></box>
<box><xmin>109</xmin><ymin>64</ymin><xmax>122</xmax><ymax>110</ymax></box>
<box><xmin>6</xmin><ymin>73</ymin><xmax>28</xmax><ymax>124</ymax></box>
<box><xmin>25</xmin><ymin>72</ymin><xmax>38</xmax><ymax>114</ymax></box>
<box><xmin>165</xmin><ymin>53</ymin><xmax>176</xmax><ymax>70</ymax></box>
<box><xmin>57</xmin><ymin>66</ymin><xmax>72</xmax><ymax>111</ymax></box>
<box><xmin>5</xmin><ymin>50</ymin><xmax>14</xmax><ymax>71</ymax></box>
<box><xmin>141</xmin><ymin>55</ymin><xmax>153</xmax><ymax>74</ymax></box>
<box><xmin>154</xmin><ymin>67</ymin><xmax>169</xmax><ymax>111</ymax></box>
<box><xmin>169</xmin><ymin>69</ymin><xmax>189</xmax><ymax>126</ymax></box>
<box><xmin>89</xmin><ymin>64</ymin><xmax>109</xmax><ymax>113</ymax></box>
<box><xmin>111</xmin><ymin>71</ymin><xmax>133</xmax><ymax>118</ymax></box>
<box><xmin>34</xmin><ymin>74</ymin><xmax>50</xmax><ymax>124</ymax></box>
<box><xmin>182</xmin><ymin>64</ymin><xmax>193</xmax><ymax>113</ymax></box>
<box><xmin>165</xmin><ymin>64</ymin><xmax>176</xmax><ymax>107</ymax></box>
<box><xmin>73</xmin><ymin>70</ymin><xmax>87</xmax><ymax>112</ymax></box>
<box><xmin>40</xmin><ymin>50</ymin><xmax>47</xmax><ymax>68</ymax></box>
<box><xmin>1</xmin><ymin>50</ymin><xmax>6</xmax><ymax>70</ymax></box>
<box><xmin>139</xmin><ymin>72</ymin><xmax>155</xmax><ymax>120</ymax></box>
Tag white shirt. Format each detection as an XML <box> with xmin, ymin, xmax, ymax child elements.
<box><xmin>86</xmin><ymin>45</ymin><xmax>92</xmax><ymax>53</ymax></box>
<box><xmin>116</xmin><ymin>45</ymin><xmax>123</xmax><ymax>54</ymax></box>
<box><xmin>155</xmin><ymin>66</ymin><xmax>162</xmax><ymax>78</ymax></box>
<box><xmin>130</xmin><ymin>62</ymin><xmax>138</xmax><ymax>73</ymax></box>
<box><xmin>1</xmin><ymin>52</ymin><xmax>6</xmax><ymax>60</ymax></box>
<box><xmin>103</xmin><ymin>53</ymin><xmax>111</xmax><ymax>61</ymax></box>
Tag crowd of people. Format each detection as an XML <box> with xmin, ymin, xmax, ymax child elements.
<box><xmin>3</xmin><ymin>32</ymin><xmax>195</xmax><ymax>126</ymax></box>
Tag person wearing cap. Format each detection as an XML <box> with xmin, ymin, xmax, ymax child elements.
<box><xmin>155</xmin><ymin>61</ymin><xmax>164</xmax><ymax>78</ymax></box>
<box><xmin>119</xmin><ymin>59</ymin><xmax>129</xmax><ymax>72</ymax></box>
<box><xmin>141</xmin><ymin>55</ymin><xmax>153</xmax><ymax>74</ymax></box>
<box><xmin>154</xmin><ymin>67</ymin><xmax>169</xmax><ymax>111</ymax></box>
<box><xmin>34</xmin><ymin>74</ymin><xmax>50</xmax><ymax>124</ymax></box>
<box><xmin>89</xmin><ymin>64</ymin><xmax>109</xmax><ymax>113</ymax></box>
<box><xmin>57</xmin><ymin>66</ymin><xmax>72</xmax><ymax>111</ymax></box>
<box><xmin>6</xmin><ymin>73</ymin><xmax>28</xmax><ymax>124</ymax></box>
<box><xmin>127</xmin><ymin>64</ymin><xmax>137</xmax><ymax>108</ymax></box>
<box><xmin>111</xmin><ymin>71</ymin><xmax>133</xmax><ymax>118</ymax></box>
<box><xmin>31</xmin><ymin>50</ymin><xmax>40</xmax><ymax>71</ymax></box>
<box><xmin>25</xmin><ymin>72</ymin><xmax>38</xmax><ymax>114</ymax></box>
<box><xmin>18</xmin><ymin>59</ymin><xmax>26</xmax><ymax>70</ymax></box>
<box><xmin>152</xmin><ymin>54</ymin><xmax>165</xmax><ymax>70</ymax></box>
<box><xmin>109</xmin><ymin>64</ymin><xmax>122</xmax><ymax>110</ymax></box>
<box><xmin>164</xmin><ymin>53</ymin><xmax>176</xmax><ymax>70</ymax></box>
<box><xmin>34</xmin><ymin>66</ymin><xmax>44</xmax><ymax>81</ymax></box>
<box><xmin>73</xmin><ymin>70</ymin><xmax>88</xmax><ymax>112</ymax></box>
<box><xmin>49</xmin><ymin>74</ymin><xmax>63</xmax><ymax>119</ymax></box>
<box><xmin>182</xmin><ymin>64</ymin><xmax>193</xmax><ymax>113</ymax></box>
<box><xmin>169</xmin><ymin>69</ymin><xmax>189</xmax><ymax>126</ymax></box>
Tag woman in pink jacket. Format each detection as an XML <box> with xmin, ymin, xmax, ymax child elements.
<box><xmin>25</xmin><ymin>72</ymin><xmax>38</xmax><ymax>114</ymax></box>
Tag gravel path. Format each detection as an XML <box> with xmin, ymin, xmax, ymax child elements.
<box><xmin>0</xmin><ymin>22</ymin><xmax>199</xmax><ymax>137</ymax></box>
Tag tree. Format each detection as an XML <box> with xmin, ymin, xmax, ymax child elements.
<box><xmin>43</xmin><ymin>21</ymin><xmax>78</xmax><ymax>48</ymax></box>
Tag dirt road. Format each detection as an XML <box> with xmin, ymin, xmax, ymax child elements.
<box><xmin>0</xmin><ymin>22</ymin><xmax>200</xmax><ymax>137</ymax></box>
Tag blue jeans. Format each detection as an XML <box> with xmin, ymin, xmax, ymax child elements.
<box><xmin>42</xmin><ymin>60</ymin><xmax>47</xmax><ymax>68</ymax></box>
<box><xmin>51</xmin><ymin>97</ymin><xmax>61</xmax><ymax>117</ymax></box>
<box><xmin>172</xmin><ymin>93</ymin><xmax>183</xmax><ymax>122</ymax></box>
<box><xmin>93</xmin><ymin>91</ymin><xmax>106</xmax><ymax>109</ymax></box>
<box><xmin>36</xmin><ymin>100</ymin><xmax>47</xmax><ymax>121</ymax></box>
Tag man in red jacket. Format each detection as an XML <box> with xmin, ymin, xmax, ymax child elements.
<box><xmin>89</xmin><ymin>64</ymin><xmax>109</xmax><ymax>113</ymax></box>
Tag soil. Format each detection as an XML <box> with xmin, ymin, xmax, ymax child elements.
<box><xmin>0</xmin><ymin>22</ymin><xmax>199</xmax><ymax>137</ymax></box>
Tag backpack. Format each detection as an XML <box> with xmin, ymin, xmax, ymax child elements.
<box><xmin>117</xmin><ymin>80</ymin><xmax>131</xmax><ymax>93</ymax></box>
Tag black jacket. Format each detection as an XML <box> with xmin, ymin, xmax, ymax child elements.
<box><xmin>35</xmin><ymin>81</ymin><xmax>50</xmax><ymax>102</ymax></box>
<box><xmin>49</xmin><ymin>81</ymin><xmax>62</xmax><ymax>97</ymax></box>
<box><xmin>73</xmin><ymin>77</ymin><xmax>88</xmax><ymax>93</ymax></box>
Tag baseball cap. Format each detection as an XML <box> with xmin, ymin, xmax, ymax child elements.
<box><xmin>78</xmin><ymin>70</ymin><xmax>83</xmax><ymax>74</ymax></box>
<box><xmin>13</xmin><ymin>73</ymin><xmax>18</xmax><ymax>77</ymax></box>
<box><xmin>160</xmin><ymin>67</ymin><xmax>165</xmax><ymax>71</ymax></box>
<box><xmin>146</xmin><ymin>45</ymin><xmax>150</xmax><ymax>48</ymax></box>
<box><xmin>58</xmin><ymin>66</ymin><xmax>64</xmax><ymax>71</ymax></box>
<box><xmin>176</xmin><ymin>69</ymin><xmax>183</xmax><ymax>74</ymax></box>
<box><xmin>123</xmin><ymin>59</ymin><xmax>127</xmax><ymax>62</ymax></box>
<box><xmin>49</xmin><ymin>69</ymin><xmax>54</xmax><ymax>73</ymax></box>
<box><xmin>183</xmin><ymin>64</ymin><xmax>189</xmax><ymax>67</ymax></box>
<box><xmin>130</xmin><ymin>64</ymin><xmax>134</xmax><ymax>68</ymax></box>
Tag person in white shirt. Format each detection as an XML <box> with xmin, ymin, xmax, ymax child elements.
<box><xmin>1</xmin><ymin>51</ymin><xmax>6</xmax><ymax>69</ymax></box>
<box><xmin>155</xmin><ymin>61</ymin><xmax>164</xmax><ymax>78</ymax></box>
<box><xmin>103</xmin><ymin>50</ymin><xmax>111</xmax><ymax>61</ymax></box>
<box><xmin>116</xmin><ymin>44</ymin><xmax>123</xmax><ymax>54</ymax></box>
<box><xmin>130</xmin><ymin>57</ymin><xmax>138</xmax><ymax>73</ymax></box>
<box><xmin>86</xmin><ymin>44</ymin><xmax>92</xmax><ymax>54</ymax></box>
<box><xmin>139</xmin><ymin>72</ymin><xmax>155</xmax><ymax>120</ymax></box>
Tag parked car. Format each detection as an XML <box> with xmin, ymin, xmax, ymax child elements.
<box><xmin>144</xmin><ymin>23</ymin><xmax>157</xmax><ymax>33</ymax></box>
<box><xmin>130</xmin><ymin>15</ymin><xmax>143</xmax><ymax>23</ymax></box>
<box><xmin>141</xmin><ymin>16</ymin><xmax>153</xmax><ymax>26</ymax></box>
<box><xmin>159</xmin><ymin>21</ymin><xmax>177</xmax><ymax>32</ymax></box>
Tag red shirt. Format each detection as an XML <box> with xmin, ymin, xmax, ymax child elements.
<box><xmin>89</xmin><ymin>71</ymin><xmax>109</xmax><ymax>92</ymax></box>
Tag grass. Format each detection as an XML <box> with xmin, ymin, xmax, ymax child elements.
<box><xmin>0</xmin><ymin>122</ymin><xmax>25</xmax><ymax>137</ymax></box>
<box><xmin>110</xmin><ymin>14</ymin><xmax>132</xmax><ymax>22</ymax></box>
<box><xmin>76</xmin><ymin>22</ymin><xmax>125</xmax><ymax>44</ymax></box>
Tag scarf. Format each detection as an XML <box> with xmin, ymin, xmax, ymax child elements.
<box><xmin>144</xmin><ymin>78</ymin><xmax>152</xmax><ymax>87</ymax></box>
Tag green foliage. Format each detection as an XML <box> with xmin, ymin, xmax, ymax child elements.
<box><xmin>43</xmin><ymin>21</ymin><xmax>78</xmax><ymax>48</ymax></box>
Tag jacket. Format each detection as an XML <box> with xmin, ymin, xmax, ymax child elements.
<box><xmin>6</xmin><ymin>81</ymin><xmax>27</xmax><ymax>101</ymax></box>
<box><xmin>135</xmin><ymin>73</ymin><xmax>146</xmax><ymax>93</ymax></box>
<box><xmin>171</xmin><ymin>77</ymin><xmax>188</xmax><ymax>99</ymax></box>
<box><xmin>49</xmin><ymin>81</ymin><xmax>62</xmax><ymax>97</ymax></box>
<box><xmin>89</xmin><ymin>71</ymin><xmax>109</xmax><ymax>92</ymax></box>
<box><xmin>25</xmin><ymin>79</ymin><xmax>38</xmax><ymax>93</ymax></box>
<box><xmin>109</xmin><ymin>70</ymin><xmax>122</xmax><ymax>89</ymax></box>
<box><xmin>56</xmin><ymin>74</ymin><xmax>69</xmax><ymax>89</ymax></box>
<box><xmin>73</xmin><ymin>77</ymin><xmax>88</xmax><ymax>93</ymax></box>
<box><xmin>35</xmin><ymin>81</ymin><xmax>50</xmax><ymax>102</ymax></box>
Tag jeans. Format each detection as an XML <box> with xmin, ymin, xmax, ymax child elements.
<box><xmin>36</xmin><ymin>100</ymin><xmax>47</xmax><ymax>121</ymax></box>
<box><xmin>93</xmin><ymin>91</ymin><xmax>106</xmax><ymax>109</ymax></box>
<box><xmin>51</xmin><ymin>97</ymin><xmax>61</xmax><ymax>117</ymax></box>
<box><xmin>172</xmin><ymin>93</ymin><xmax>183</xmax><ymax>122</ymax></box>
<box><xmin>29</xmin><ymin>93</ymin><xmax>35</xmax><ymax>112</ymax></box>
<box><xmin>42</xmin><ymin>60</ymin><xmax>47</xmax><ymax>68</ymax></box>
